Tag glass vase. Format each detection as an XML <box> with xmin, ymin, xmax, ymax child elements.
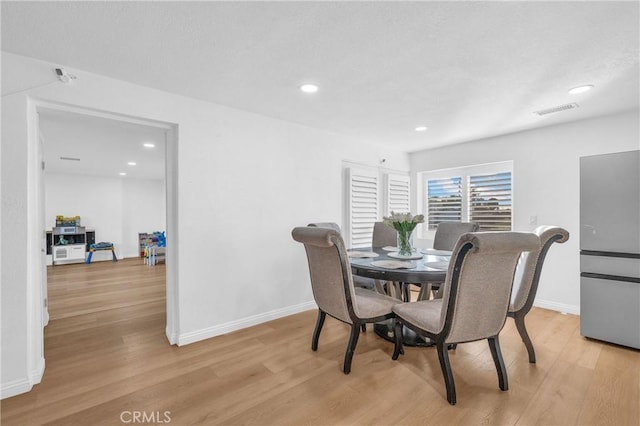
<box><xmin>397</xmin><ymin>229</ymin><xmax>415</xmax><ymax>256</ymax></box>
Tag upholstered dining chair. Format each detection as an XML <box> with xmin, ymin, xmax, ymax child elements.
<box><xmin>307</xmin><ymin>222</ymin><xmax>342</xmax><ymax>233</ymax></box>
<box><xmin>509</xmin><ymin>226</ymin><xmax>569</xmax><ymax>363</ymax></box>
<box><xmin>308</xmin><ymin>222</ymin><xmax>377</xmax><ymax>291</ymax></box>
<box><xmin>292</xmin><ymin>226</ymin><xmax>401</xmax><ymax>374</ymax></box>
<box><xmin>417</xmin><ymin>221</ymin><xmax>479</xmax><ymax>300</ymax></box>
<box><xmin>433</xmin><ymin>221</ymin><xmax>480</xmax><ymax>251</ymax></box>
<box><xmin>372</xmin><ymin>221</ymin><xmax>398</xmax><ymax>248</ymax></box>
<box><xmin>391</xmin><ymin>231</ymin><xmax>540</xmax><ymax>405</ymax></box>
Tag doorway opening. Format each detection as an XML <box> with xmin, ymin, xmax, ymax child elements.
<box><xmin>30</xmin><ymin>101</ymin><xmax>179</xmax><ymax>350</ymax></box>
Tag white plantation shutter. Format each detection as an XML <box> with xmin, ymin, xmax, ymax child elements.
<box><xmin>468</xmin><ymin>171</ymin><xmax>512</xmax><ymax>231</ymax></box>
<box><xmin>386</xmin><ymin>174</ymin><xmax>410</xmax><ymax>215</ymax></box>
<box><xmin>347</xmin><ymin>168</ymin><xmax>379</xmax><ymax>248</ymax></box>
<box><xmin>427</xmin><ymin>176</ymin><xmax>463</xmax><ymax>230</ymax></box>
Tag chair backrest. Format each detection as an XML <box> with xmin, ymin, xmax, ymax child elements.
<box><xmin>292</xmin><ymin>226</ymin><xmax>356</xmax><ymax>324</ymax></box>
<box><xmin>372</xmin><ymin>221</ymin><xmax>398</xmax><ymax>248</ymax></box>
<box><xmin>438</xmin><ymin>232</ymin><xmax>540</xmax><ymax>343</ymax></box>
<box><xmin>308</xmin><ymin>222</ymin><xmax>342</xmax><ymax>234</ymax></box>
<box><xmin>433</xmin><ymin>222</ymin><xmax>479</xmax><ymax>251</ymax></box>
<box><xmin>510</xmin><ymin>226</ymin><xmax>569</xmax><ymax>313</ymax></box>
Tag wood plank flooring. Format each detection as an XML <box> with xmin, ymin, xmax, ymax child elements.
<box><xmin>2</xmin><ymin>258</ymin><xmax>639</xmax><ymax>425</ymax></box>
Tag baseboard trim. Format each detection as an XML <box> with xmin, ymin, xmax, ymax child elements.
<box><xmin>534</xmin><ymin>299</ymin><xmax>580</xmax><ymax>315</ymax></box>
<box><xmin>165</xmin><ymin>327</ymin><xmax>178</xmax><ymax>345</ymax></box>
<box><xmin>177</xmin><ymin>301</ymin><xmax>317</xmax><ymax>346</ymax></box>
<box><xmin>1</xmin><ymin>357</ymin><xmax>45</xmax><ymax>399</ymax></box>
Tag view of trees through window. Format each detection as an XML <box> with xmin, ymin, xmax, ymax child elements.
<box><xmin>468</xmin><ymin>172</ymin><xmax>512</xmax><ymax>230</ymax></box>
<box><xmin>427</xmin><ymin>171</ymin><xmax>512</xmax><ymax>231</ymax></box>
<box><xmin>427</xmin><ymin>177</ymin><xmax>462</xmax><ymax>230</ymax></box>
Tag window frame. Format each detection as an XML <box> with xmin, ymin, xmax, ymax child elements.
<box><xmin>418</xmin><ymin>161</ymin><xmax>513</xmax><ymax>240</ymax></box>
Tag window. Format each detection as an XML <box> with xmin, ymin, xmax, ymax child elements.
<box><xmin>426</xmin><ymin>176</ymin><xmax>462</xmax><ymax>230</ymax></box>
<box><xmin>344</xmin><ymin>167</ymin><xmax>410</xmax><ymax>248</ymax></box>
<box><xmin>468</xmin><ymin>171</ymin><xmax>512</xmax><ymax>231</ymax></box>
<box><xmin>421</xmin><ymin>162</ymin><xmax>513</xmax><ymax>236</ymax></box>
<box><xmin>346</xmin><ymin>168</ymin><xmax>378</xmax><ymax>248</ymax></box>
<box><xmin>386</xmin><ymin>174</ymin><xmax>410</xmax><ymax>215</ymax></box>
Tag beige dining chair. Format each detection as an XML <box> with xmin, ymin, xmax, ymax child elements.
<box><xmin>417</xmin><ymin>221</ymin><xmax>479</xmax><ymax>300</ymax></box>
<box><xmin>509</xmin><ymin>226</ymin><xmax>569</xmax><ymax>363</ymax></box>
<box><xmin>307</xmin><ymin>222</ymin><xmax>341</xmax><ymax>233</ymax></box>
<box><xmin>372</xmin><ymin>221</ymin><xmax>398</xmax><ymax>248</ymax></box>
<box><xmin>433</xmin><ymin>221</ymin><xmax>480</xmax><ymax>251</ymax></box>
<box><xmin>308</xmin><ymin>222</ymin><xmax>377</xmax><ymax>291</ymax></box>
<box><xmin>309</xmin><ymin>221</ymin><xmax>396</xmax><ymax>330</ymax></box>
<box><xmin>391</xmin><ymin>231</ymin><xmax>540</xmax><ymax>405</ymax></box>
<box><xmin>292</xmin><ymin>226</ymin><xmax>401</xmax><ymax>374</ymax></box>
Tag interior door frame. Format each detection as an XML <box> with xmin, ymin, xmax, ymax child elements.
<box><xmin>29</xmin><ymin>99</ymin><xmax>180</xmax><ymax>344</ymax></box>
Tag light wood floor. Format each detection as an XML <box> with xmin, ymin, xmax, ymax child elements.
<box><xmin>1</xmin><ymin>258</ymin><xmax>639</xmax><ymax>425</ymax></box>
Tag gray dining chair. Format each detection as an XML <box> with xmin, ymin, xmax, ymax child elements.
<box><xmin>307</xmin><ymin>222</ymin><xmax>342</xmax><ymax>233</ymax></box>
<box><xmin>433</xmin><ymin>222</ymin><xmax>480</xmax><ymax>251</ymax></box>
<box><xmin>292</xmin><ymin>226</ymin><xmax>401</xmax><ymax>374</ymax></box>
<box><xmin>309</xmin><ymin>222</ymin><xmax>376</xmax><ymax>289</ymax></box>
<box><xmin>509</xmin><ymin>226</ymin><xmax>569</xmax><ymax>363</ymax></box>
<box><xmin>372</xmin><ymin>221</ymin><xmax>398</xmax><ymax>248</ymax></box>
<box><xmin>417</xmin><ymin>221</ymin><xmax>479</xmax><ymax>300</ymax></box>
<box><xmin>391</xmin><ymin>231</ymin><xmax>540</xmax><ymax>405</ymax></box>
<box><xmin>309</xmin><ymin>221</ymin><xmax>396</xmax><ymax>330</ymax></box>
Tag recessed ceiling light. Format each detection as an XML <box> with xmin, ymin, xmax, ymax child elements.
<box><xmin>568</xmin><ymin>85</ymin><xmax>593</xmax><ymax>94</ymax></box>
<box><xmin>415</xmin><ymin>126</ymin><xmax>428</xmax><ymax>132</ymax></box>
<box><xmin>299</xmin><ymin>84</ymin><xmax>319</xmax><ymax>93</ymax></box>
<box><xmin>119</xmin><ymin>172</ymin><xmax>127</xmax><ymax>176</ymax></box>
<box><xmin>143</xmin><ymin>143</ymin><xmax>155</xmax><ymax>148</ymax></box>
<box><xmin>127</xmin><ymin>162</ymin><xmax>137</xmax><ymax>166</ymax></box>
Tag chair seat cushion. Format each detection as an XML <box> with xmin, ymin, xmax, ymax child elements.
<box><xmin>354</xmin><ymin>287</ymin><xmax>401</xmax><ymax>319</ymax></box>
<box><xmin>393</xmin><ymin>300</ymin><xmax>443</xmax><ymax>334</ymax></box>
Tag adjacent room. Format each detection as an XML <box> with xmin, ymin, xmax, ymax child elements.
<box><xmin>1</xmin><ymin>1</ymin><xmax>638</xmax><ymax>425</ymax></box>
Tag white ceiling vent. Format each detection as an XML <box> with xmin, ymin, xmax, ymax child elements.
<box><xmin>533</xmin><ymin>103</ymin><xmax>579</xmax><ymax>116</ymax></box>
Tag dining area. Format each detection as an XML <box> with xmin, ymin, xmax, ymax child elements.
<box><xmin>292</xmin><ymin>216</ymin><xmax>569</xmax><ymax>405</ymax></box>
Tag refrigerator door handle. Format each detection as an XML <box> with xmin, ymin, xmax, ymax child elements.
<box><xmin>580</xmin><ymin>250</ymin><xmax>640</xmax><ymax>259</ymax></box>
<box><xmin>580</xmin><ymin>272</ymin><xmax>640</xmax><ymax>284</ymax></box>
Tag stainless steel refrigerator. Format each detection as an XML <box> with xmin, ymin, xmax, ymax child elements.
<box><xmin>580</xmin><ymin>150</ymin><xmax>640</xmax><ymax>349</ymax></box>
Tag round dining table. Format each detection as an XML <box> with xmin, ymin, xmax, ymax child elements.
<box><xmin>348</xmin><ymin>246</ymin><xmax>452</xmax><ymax>346</ymax></box>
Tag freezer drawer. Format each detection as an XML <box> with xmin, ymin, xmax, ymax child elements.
<box><xmin>580</xmin><ymin>276</ymin><xmax>640</xmax><ymax>349</ymax></box>
<box><xmin>581</xmin><ymin>255</ymin><xmax>640</xmax><ymax>279</ymax></box>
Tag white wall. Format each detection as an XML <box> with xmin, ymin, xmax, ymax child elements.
<box><xmin>45</xmin><ymin>173</ymin><xmax>166</xmax><ymax>260</ymax></box>
<box><xmin>410</xmin><ymin>110</ymin><xmax>640</xmax><ymax>314</ymax></box>
<box><xmin>1</xmin><ymin>52</ymin><xmax>410</xmax><ymax>397</ymax></box>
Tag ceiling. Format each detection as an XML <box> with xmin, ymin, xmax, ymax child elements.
<box><xmin>2</xmin><ymin>1</ymin><xmax>639</xmax><ymax>153</ymax></box>
<box><xmin>39</xmin><ymin>109</ymin><xmax>166</xmax><ymax>180</ymax></box>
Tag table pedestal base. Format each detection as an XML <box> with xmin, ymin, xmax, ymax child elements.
<box><xmin>373</xmin><ymin>319</ymin><xmax>434</xmax><ymax>347</ymax></box>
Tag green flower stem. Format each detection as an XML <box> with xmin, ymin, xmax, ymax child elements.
<box><xmin>393</xmin><ymin>222</ymin><xmax>416</xmax><ymax>255</ymax></box>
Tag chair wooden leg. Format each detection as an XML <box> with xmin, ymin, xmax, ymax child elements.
<box><xmin>417</xmin><ymin>283</ymin><xmax>432</xmax><ymax>301</ymax></box>
<box><xmin>361</xmin><ymin>323</ymin><xmax>366</xmax><ymax>332</ymax></box>
<box><xmin>513</xmin><ymin>313</ymin><xmax>536</xmax><ymax>363</ymax></box>
<box><xmin>488</xmin><ymin>336</ymin><xmax>508</xmax><ymax>391</ymax></box>
<box><xmin>392</xmin><ymin>319</ymin><xmax>404</xmax><ymax>360</ymax></box>
<box><xmin>402</xmin><ymin>283</ymin><xmax>410</xmax><ymax>302</ymax></box>
<box><xmin>311</xmin><ymin>310</ymin><xmax>326</xmax><ymax>351</ymax></box>
<box><xmin>343</xmin><ymin>322</ymin><xmax>361</xmax><ymax>374</ymax></box>
<box><xmin>436</xmin><ymin>341</ymin><xmax>456</xmax><ymax>405</ymax></box>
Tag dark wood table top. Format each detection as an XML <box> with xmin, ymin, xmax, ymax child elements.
<box><xmin>348</xmin><ymin>247</ymin><xmax>451</xmax><ymax>283</ymax></box>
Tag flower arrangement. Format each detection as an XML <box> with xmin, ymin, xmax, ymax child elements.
<box><xmin>383</xmin><ymin>212</ymin><xmax>425</xmax><ymax>255</ymax></box>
